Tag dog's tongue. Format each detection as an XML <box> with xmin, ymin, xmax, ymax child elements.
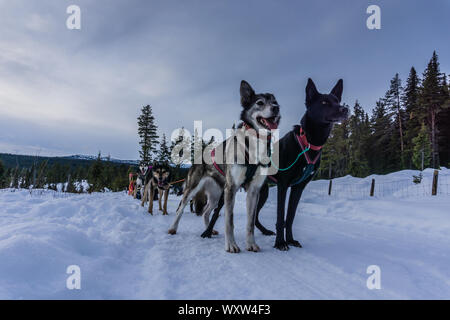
<box><xmin>262</xmin><ymin>118</ymin><xmax>278</xmax><ymax>130</ymax></box>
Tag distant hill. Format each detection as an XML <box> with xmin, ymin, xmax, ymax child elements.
<box><xmin>62</xmin><ymin>155</ymin><xmax>139</xmax><ymax>165</ymax></box>
<box><xmin>0</xmin><ymin>153</ymin><xmax>138</xmax><ymax>169</ymax></box>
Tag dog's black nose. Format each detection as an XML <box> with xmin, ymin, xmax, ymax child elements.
<box><xmin>272</xmin><ymin>106</ymin><xmax>279</xmax><ymax>114</ymax></box>
<box><xmin>339</xmin><ymin>106</ymin><xmax>348</xmax><ymax>113</ymax></box>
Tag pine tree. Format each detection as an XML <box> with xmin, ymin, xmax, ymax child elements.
<box><xmin>23</xmin><ymin>167</ymin><xmax>33</xmax><ymax>189</ymax></box>
<box><xmin>88</xmin><ymin>152</ymin><xmax>104</xmax><ymax>192</ymax></box>
<box><xmin>171</xmin><ymin>127</ymin><xmax>191</xmax><ymax>166</ymax></box>
<box><xmin>320</xmin><ymin>117</ymin><xmax>351</xmax><ymax>178</ymax></box>
<box><xmin>102</xmin><ymin>162</ymin><xmax>114</xmax><ymax>191</ymax></box>
<box><xmin>0</xmin><ymin>160</ymin><xmax>5</xmax><ymax>188</ymax></box>
<box><xmin>35</xmin><ymin>160</ymin><xmax>48</xmax><ymax>189</ymax></box>
<box><xmin>157</xmin><ymin>134</ymin><xmax>171</xmax><ymax>164</ymax></box>
<box><xmin>137</xmin><ymin>105</ymin><xmax>159</xmax><ymax>165</ymax></box>
<box><xmin>402</xmin><ymin>67</ymin><xmax>421</xmax><ymax>168</ymax></box>
<box><xmin>347</xmin><ymin>101</ymin><xmax>370</xmax><ymax>177</ymax></box>
<box><xmin>437</xmin><ymin>74</ymin><xmax>450</xmax><ymax>166</ymax></box>
<box><xmin>191</xmin><ymin>129</ymin><xmax>203</xmax><ymax>164</ymax></box>
<box><xmin>66</xmin><ymin>173</ymin><xmax>77</xmax><ymax>193</ymax></box>
<box><xmin>419</xmin><ymin>51</ymin><xmax>445</xmax><ymax>168</ymax></box>
<box><xmin>384</xmin><ymin>73</ymin><xmax>405</xmax><ymax>167</ymax></box>
<box><xmin>368</xmin><ymin>99</ymin><xmax>393</xmax><ymax>173</ymax></box>
<box><xmin>3</xmin><ymin>168</ymin><xmax>12</xmax><ymax>189</ymax></box>
<box><xmin>412</xmin><ymin>123</ymin><xmax>432</xmax><ymax>170</ymax></box>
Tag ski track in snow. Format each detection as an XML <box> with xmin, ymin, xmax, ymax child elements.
<box><xmin>0</xmin><ymin>169</ymin><xmax>449</xmax><ymax>299</ymax></box>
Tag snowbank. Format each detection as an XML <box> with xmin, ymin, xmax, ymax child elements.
<box><xmin>0</xmin><ymin>169</ymin><xmax>449</xmax><ymax>299</ymax></box>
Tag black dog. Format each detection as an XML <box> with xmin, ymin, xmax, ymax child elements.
<box><xmin>262</xmin><ymin>78</ymin><xmax>348</xmax><ymax>250</ymax></box>
<box><xmin>202</xmin><ymin>79</ymin><xmax>348</xmax><ymax>251</ymax></box>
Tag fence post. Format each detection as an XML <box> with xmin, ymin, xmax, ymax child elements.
<box><xmin>370</xmin><ymin>179</ymin><xmax>375</xmax><ymax>197</ymax></box>
<box><xmin>328</xmin><ymin>179</ymin><xmax>332</xmax><ymax>196</ymax></box>
<box><xmin>432</xmin><ymin>170</ymin><xmax>439</xmax><ymax>196</ymax></box>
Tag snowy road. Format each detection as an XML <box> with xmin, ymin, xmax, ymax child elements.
<box><xmin>0</xmin><ymin>170</ymin><xmax>449</xmax><ymax>299</ymax></box>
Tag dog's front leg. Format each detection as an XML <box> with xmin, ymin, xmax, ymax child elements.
<box><xmin>274</xmin><ymin>185</ymin><xmax>289</xmax><ymax>251</ymax></box>
<box><xmin>285</xmin><ymin>185</ymin><xmax>304</xmax><ymax>248</ymax></box>
<box><xmin>158</xmin><ymin>189</ymin><xmax>163</xmax><ymax>211</ymax></box>
<box><xmin>245</xmin><ymin>184</ymin><xmax>261</xmax><ymax>252</ymax></box>
<box><xmin>141</xmin><ymin>183</ymin><xmax>148</xmax><ymax>207</ymax></box>
<box><xmin>148</xmin><ymin>186</ymin><xmax>154</xmax><ymax>215</ymax></box>
<box><xmin>163</xmin><ymin>189</ymin><xmax>169</xmax><ymax>215</ymax></box>
<box><xmin>224</xmin><ymin>182</ymin><xmax>240</xmax><ymax>253</ymax></box>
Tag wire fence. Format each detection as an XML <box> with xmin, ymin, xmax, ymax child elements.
<box><xmin>2</xmin><ymin>171</ymin><xmax>449</xmax><ymax>201</ymax></box>
<box><xmin>306</xmin><ymin>171</ymin><xmax>450</xmax><ymax>200</ymax></box>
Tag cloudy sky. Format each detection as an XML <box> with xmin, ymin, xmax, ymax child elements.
<box><xmin>0</xmin><ymin>0</ymin><xmax>449</xmax><ymax>159</ymax></box>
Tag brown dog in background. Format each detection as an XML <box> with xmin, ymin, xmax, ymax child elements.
<box><xmin>141</xmin><ymin>164</ymin><xmax>171</xmax><ymax>215</ymax></box>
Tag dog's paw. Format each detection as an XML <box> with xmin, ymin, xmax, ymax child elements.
<box><xmin>201</xmin><ymin>229</ymin><xmax>219</xmax><ymax>238</ymax></box>
<box><xmin>274</xmin><ymin>240</ymin><xmax>289</xmax><ymax>251</ymax></box>
<box><xmin>200</xmin><ymin>230</ymin><xmax>213</xmax><ymax>238</ymax></box>
<box><xmin>168</xmin><ymin>229</ymin><xmax>177</xmax><ymax>235</ymax></box>
<box><xmin>246</xmin><ymin>243</ymin><xmax>260</xmax><ymax>252</ymax></box>
<box><xmin>287</xmin><ymin>239</ymin><xmax>302</xmax><ymax>248</ymax></box>
<box><xmin>225</xmin><ymin>242</ymin><xmax>241</xmax><ymax>253</ymax></box>
<box><xmin>162</xmin><ymin>211</ymin><xmax>168</xmax><ymax>215</ymax></box>
<box><xmin>261</xmin><ymin>229</ymin><xmax>276</xmax><ymax>236</ymax></box>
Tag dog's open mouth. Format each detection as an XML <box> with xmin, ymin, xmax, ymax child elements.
<box><xmin>257</xmin><ymin>116</ymin><xmax>278</xmax><ymax>130</ymax></box>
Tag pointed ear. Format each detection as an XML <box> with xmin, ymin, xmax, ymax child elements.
<box><xmin>330</xmin><ymin>79</ymin><xmax>343</xmax><ymax>102</ymax></box>
<box><xmin>305</xmin><ymin>78</ymin><xmax>319</xmax><ymax>105</ymax></box>
<box><xmin>240</xmin><ymin>80</ymin><xmax>255</xmax><ymax>108</ymax></box>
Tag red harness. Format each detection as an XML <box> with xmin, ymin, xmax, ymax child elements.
<box><xmin>211</xmin><ymin>148</ymin><xmax>225</xmax><ymax>176</ymax></box>
<box><xmin>210</xmin><ymin>124</ymin><xmax>322</xmax><ymax>185</ymax></box>
<box><xmin>296</xmin><ymin>127</ymin><xmax>322</xmax><ymax>165</ymax></box>
<box><xmin>211</xmin><ymin>122</ymin><xmax>271</xmax><ymax>177</ymax></box>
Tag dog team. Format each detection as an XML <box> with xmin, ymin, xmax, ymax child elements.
<box><xmin>129</xmin><ymin>78</ymin><xmax>349</xmax><ymax>253</ymax></box>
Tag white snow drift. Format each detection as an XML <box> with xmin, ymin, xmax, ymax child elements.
<box><xmin>0</xmin><ymin>169</ymin><xmax>449</xmax><ymax>299</ymax></box>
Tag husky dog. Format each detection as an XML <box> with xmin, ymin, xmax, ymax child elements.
<box><xmin>141</xmin><ymin>163</ymin><xmax>171</xmax><ymax>215</ymax></box>
<box><xmin>203</xmin><ymin>78</ymin><xmax>349</xmax><ymax>250</ymax></box>
<box><xmin>134</xmin><ymin>164</ymin><xmax>151</xmax><ymax>199</ymax></box>
<box><xmin>168</xmin><ymin>80</ymin><xmax>280</xmax><ymax>253</ymax></box>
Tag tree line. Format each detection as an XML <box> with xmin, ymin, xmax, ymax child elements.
<box><xmin>1</xmin><ymin>51</ymin><xmax>448</xmax><ymax>191</ymax></box>
<box><xmin>318</xmin><ymin>51</ymin><xmax>449</xmax><ymax>179</ymax></box>
<box><xmin>0</xmin><ymin>153</ymin><xmax>133</xmax><ymax>192</ymax></box>
<box><xmin>0</xmin><ymin>103</ymin><xmax>188</xmax><ymax>193</ymax></box>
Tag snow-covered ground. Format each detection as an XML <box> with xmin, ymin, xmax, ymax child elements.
<box><xmin>0</xmin><ymin>169</ymin><xmax>449</xmax><ymax>299</ymax></box>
